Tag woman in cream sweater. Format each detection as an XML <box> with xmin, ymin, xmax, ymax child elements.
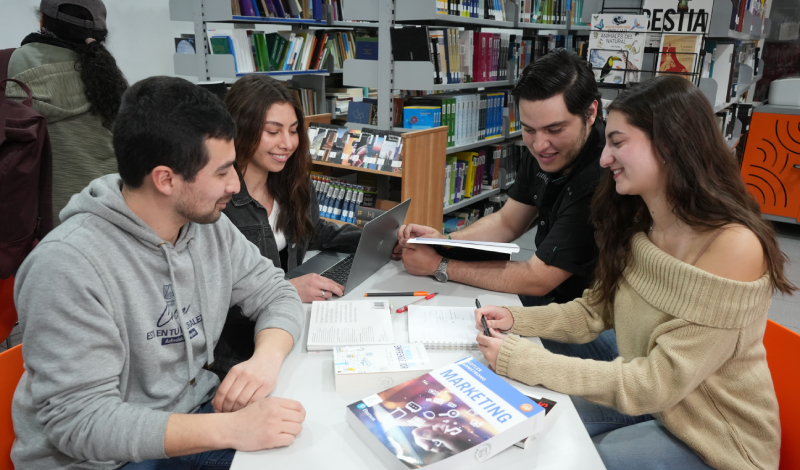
<box><xmin>475</xmin><ymin>75</ymin><xmax>795</xmax><ymax>470</ymax></box>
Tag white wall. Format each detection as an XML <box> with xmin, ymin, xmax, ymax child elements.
<box><xmin>1</xmin><ymin>0</ymin><xmax>192</xmax><ymax>84</ymax></box>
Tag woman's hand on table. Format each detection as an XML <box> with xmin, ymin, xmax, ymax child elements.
<box><xmin>288</xmin><ymin>273</ymin><xmax>343</xmax><ymax>302</ymax></box>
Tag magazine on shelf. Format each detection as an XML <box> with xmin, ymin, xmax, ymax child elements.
<box><xmin>588</xmin><ymin>14</ymin><xmax>647</xmax><ymax>85</ymax></box>
<box><xmin>346</xmin><ymin>356</ymin><xmax>545</xmax><ymax>470</ymax></box>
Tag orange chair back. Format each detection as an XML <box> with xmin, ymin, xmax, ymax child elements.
<box><xmin>764</xmin><ymin>319</ymin><xmax>800</xmax><ymax>470</ymax></box>
<box><xmin>0</xmin><ymin>278</ymin><xmax>16</xmax><ymax>344</ymax></box>
<box><xmin>0</xmin><ymin>345</ymin><xmax>23</xmax><ymax>470</ymax></box>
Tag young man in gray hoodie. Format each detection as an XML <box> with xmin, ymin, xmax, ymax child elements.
<box><xmin>11</xmin><ymin>76</ymin><xmax>306</xmax><ymax>469</ymax></box>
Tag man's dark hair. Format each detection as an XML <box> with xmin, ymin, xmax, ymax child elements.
<box><xmin>511</xmin><ymin>48</ymin><xmax>601</xmax><ymax>122</ymax></box>
<box><xmin>114</xmin><ymin>76</ymin><xmax>236</xmax><ymax>188</ymax></box>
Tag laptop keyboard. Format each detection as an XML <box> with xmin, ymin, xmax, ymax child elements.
<box><xmin>320</xmin><ymin>254</ymin><xmax>355</xmax><ymax>285</ymax></box>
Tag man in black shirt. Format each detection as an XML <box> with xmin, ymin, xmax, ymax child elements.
<box><xmin>397</xmin><ymin>49</ymin><xmax>616</xmax><ymax>360</ymax></box>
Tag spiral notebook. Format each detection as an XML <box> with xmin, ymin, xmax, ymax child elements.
<box><xmin>407</xmin><ymin>305</ymin><xmax>479</xmax><ymax>350</ymax></box>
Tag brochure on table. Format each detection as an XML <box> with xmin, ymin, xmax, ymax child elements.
<box><xmin>334</xmin><ymin>344</ymin><xmax>433</xmax><ymax>393</ymax></box>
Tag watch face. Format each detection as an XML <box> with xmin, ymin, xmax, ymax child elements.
<box><xmin>435</xmin><ymin>271</ymin><xmax>447</xmax><ymax>282</ymax></box>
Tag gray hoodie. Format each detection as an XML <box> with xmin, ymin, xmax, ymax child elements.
<box><xmin>11</xmin><ymin>174</ymin><xmax>304</xmax><ymax>469</ymax></box>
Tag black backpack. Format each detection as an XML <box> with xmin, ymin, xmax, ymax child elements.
<box><xmin>0</xmin><ymin>48</ymin><xmax>53</xmax><ymax>279</ymax></box>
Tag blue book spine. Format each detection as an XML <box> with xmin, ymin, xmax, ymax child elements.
<box><xmin>313</xmin><ymin>0</ymin><xmax>323</xmax><ymax>20</ymax></box>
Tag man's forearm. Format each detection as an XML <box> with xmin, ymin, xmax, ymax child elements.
<box><xmin>252</xmin><ymin>328</ymin><xmax>294</xmax><ymax>362</ymax></box>
<box><xmin>447</xmin><ymin>259</ymin><xmax>554</xmax><ymax>297</ymax></box>
<box><xmin>165</xmin><ymin>411</ymin><xmax>236</xmax><ymax>456</ymax></box>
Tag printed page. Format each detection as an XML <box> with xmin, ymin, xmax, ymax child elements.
<box><xmin>307</xmin><ymin>300</ymin><xmax>394</xmax><ymax>350</ymax></box>
<box><xmin>407</xmin><ymin>305</ymin><xmax>480</xmax><ymax>347</ymax></box>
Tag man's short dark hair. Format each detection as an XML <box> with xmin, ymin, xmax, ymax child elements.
<box><xmin>114</xmin><ymin>76</ymin><xmax>237</xmax><ymax>188</ymax></box>
<box><xmin>512</xmin><ymin>48</ymin><xmax>601</xmax><ymax>123</ymax></box>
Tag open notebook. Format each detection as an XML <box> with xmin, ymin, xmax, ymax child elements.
<box><xmin>407</xmin><ymin>305</ymin><xmax>479</xmax><ymax>350</ymax></box>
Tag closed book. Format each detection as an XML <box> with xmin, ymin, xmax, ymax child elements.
<box><xmin>513</xmin><ymin>392</ymin><xmax>564</xmax><ymax>449</ymax></box>
<box><xmin>347</xmin><ymin>101</ymin><xmax>373</xmax><ymax>124</ymax></box>
<box><xmin>408</xmin><ymin>238</ymin><xmax>519</xmax><ymax>261</ymax></box>
<box><xmin>391</xmin><ymin>27</ymin><xmax>432</xmax><ymax>62</ymax></box>
<box><xmin>355</xmin><ymin>38</ymin><xmax>379</xmax><ymax>60</ymax></box>
<box><xmin>346</xmin><ymin>357</ymin><xmax>545</xmax><ymax>470</ymax></box>
<box><xmin>334</xmin><ymin>344</ymin><xmax>433</xmax><ymax>393</ymax></box>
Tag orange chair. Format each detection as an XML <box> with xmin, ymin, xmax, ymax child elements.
<box><xmin>0</xmin><ymin>278</ymin><xmax>16</xmax><ymax>344</ymax></box>
<box><xmin>764</xmin><ymin>319</ymin><xmax>800</xmax><ymax>470</ymax></box>
<box><xmin>0</xmin><ymin>344</ymin><xmax>23</xmax><ymax>470</ymax></box>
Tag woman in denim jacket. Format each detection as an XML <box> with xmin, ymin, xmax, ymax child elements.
<box><xmin>212</xmin><ymin>74</ymin><xmax>361</xmax><ymax>376</ymax></box>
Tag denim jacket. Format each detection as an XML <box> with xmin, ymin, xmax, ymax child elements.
<box><xmin>212</xmin><ymin>172</ymin><xmax>361</xmax><ymax>375</ymax></box>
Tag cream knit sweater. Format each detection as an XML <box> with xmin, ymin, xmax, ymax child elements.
<box><xmin>496</xmin><ymin>232</ymin><xmax>780</xmax><ymax>470</ymax></box>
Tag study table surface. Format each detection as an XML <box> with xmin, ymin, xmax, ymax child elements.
<box><xmin>231</xmin><ymin>259</ymin><xmax>606</xmax><ymax>470</ymax></box>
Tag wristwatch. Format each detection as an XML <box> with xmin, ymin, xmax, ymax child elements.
<box><xmin>434</xmin><ymin>258</ymin><xmax>450</xmax><ymax>282</ymax></box>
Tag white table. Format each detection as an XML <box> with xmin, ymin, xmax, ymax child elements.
<box><xmin>231</xmin><ymin>260</ymin><xmax>606</xmax><ymax>469</ymax></box>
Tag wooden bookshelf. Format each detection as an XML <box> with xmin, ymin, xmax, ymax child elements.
<box><xmin>304</xmin><ymin>114</ymin><xmax>449</xmax><ymax>228</ymax></box>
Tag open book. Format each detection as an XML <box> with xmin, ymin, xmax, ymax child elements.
<box><xmin>307</xmin><ymin>300</ymin><xmax>394</xmax><ymax>351</ymax></box>
<box><xmin>407</xmin><ymin>305</ymin><xmax>479</xmax><ymax>350</ymax></box>
<box><xmin>407</xmin><ymin>238</ymin><xmax>519</xmax><ymax>262</ymax></box>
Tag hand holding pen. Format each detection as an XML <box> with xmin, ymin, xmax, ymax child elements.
<box><xmin>473</xmin><ymin>303</ymin><xmax>514</xmax><ymax>333</ymax></box>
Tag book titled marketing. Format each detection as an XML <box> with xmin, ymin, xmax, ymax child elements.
<box><xmin>346</xmin><ymin>357</ymin><xmax>544</xmax><ymax>469</ymax></box>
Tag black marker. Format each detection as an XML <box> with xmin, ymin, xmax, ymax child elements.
<box><xmin>476</xmin><ymin>299</ymin><xmax>490</xmax><ymax>336</ymax></box>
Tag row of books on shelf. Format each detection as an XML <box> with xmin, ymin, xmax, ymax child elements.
<box><xmin>703</xmin><ymin>40</ymin><xmax>760</xmax><ymax>105</ymax></box>
<box><xmin>519</xmin><ymin>0</ymin><xmax>589</xmax><ymax>26</ymax></box>
<box><xmin>444</xmin><ymin>193</ymin><xmax>508</xmax><ymax>233</ymax></box>
<box><xmin>231</xmin><ymin>0</ymin><xmax>342</xmax><ymax>21</ymax></box>
<box><xmin>444</xmin><ymin>142</ymin><xmax>520</xmax><ymax>206</ymax></box>
<box><xmin>730</xmin><ymin>0</ymin><xmax>766</xmax><ymax>32</ymax></box>
<box><xmin>208</xmin><ymin>29</ymin><xmax>372</xmax><ymax>74</ymax></box>
<box><xmin>290</xmin><ymin>86</ymin><xmax>318</xmax><ymax>115</ymax></box>
<box><xmin>403</xmin><ymin>91</ymin><xmax>515</xmax><ymax>147</ymax></box>
<box><xmin>391</xmin><ymin>27</ymin><xmax>588</xmax><ymax>87</ymax></box>
<box><xmin>308</xmin><ymin>123</ymin><xmax>404</xmax><ymax>172</ymax></box>
<box><xmin>715</xmin><ymin>103</ymin><xmax>753</xmax><ymax>143</ymax></box>
<box><xmin>390</xmin><ymin>28</ymin><xmax>513</xmax><ymax>85</ymax></box>
<box><xmin>311</xmin><ymin>175</ymin><xmax>378</xmax><ymax>224</ymax></box>
<box><xmin>435</xmin><ymin>0</ymin><xmax>509</xmax><ymax>21</ymax></box>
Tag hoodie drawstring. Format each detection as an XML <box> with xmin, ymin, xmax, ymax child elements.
<box><xmin>159</xmin><ymin>242</ymin><xmax>197</xmax><ymax>385</ymax></box>
<box><xmin>188</xmin><ymin>239</ymin><xmax>216</xmax><ymax>369</ymax></box>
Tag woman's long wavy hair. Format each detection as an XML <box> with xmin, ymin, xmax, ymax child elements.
<box><xmin>224</xmin><ymin>74</ymin><xmax>314</xmax><ymax>243</ymax></box>
<box><xmin>40</xmin><ymin>4</ymin><xmax>128</xmax><ymax>129</ymax></box>
<box><xmin>590</xmin><ymin>75</ymin><xmax>796</xmax><ymax>309</ymax></box>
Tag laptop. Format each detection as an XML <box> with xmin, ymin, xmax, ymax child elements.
<box><xmin>286</xmin><ymin>199</ymin><xmax>411</xmax><ymax>296</ymax></box>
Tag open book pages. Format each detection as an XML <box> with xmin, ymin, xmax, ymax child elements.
<box><xmin>407</xmin><ymin>305</ymin><xmax>480</xmax><ymax>350</ymax></box>
<box><xmin>307</xmin><ymin>300</ymin><xmax>394</xmax><ymax>351</ymax></box>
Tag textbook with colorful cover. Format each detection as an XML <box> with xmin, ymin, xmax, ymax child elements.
<box><xmin>346</xmin><ymin>357</ymin><xmax>545</xmax><ymax>470</ymax></box>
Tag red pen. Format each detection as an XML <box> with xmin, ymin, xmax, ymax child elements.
<box><xmin>396</xmin><ymin>292</ymin><xmax>438</xmax><ymax>313</ymax></box>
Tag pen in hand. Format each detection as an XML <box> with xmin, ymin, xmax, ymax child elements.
<box><xmin>476</xmin><ymin>299</ymin><xmax>490</xmax><ymax>337</ymax></box>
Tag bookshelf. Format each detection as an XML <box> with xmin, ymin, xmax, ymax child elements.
<box><xmin>331</xmin><ymin>0</ymin><xmax>536</xmax><ymax>230</ymax></box>
<box><xmin>169</xmin><ymin>0</ymin><xmax>380</xmax><ymax>116</ymax></box>
<box><xmin>304</xmin><ymin>114</ymin><xmax>449</xmax><ymax>228</ymax></box>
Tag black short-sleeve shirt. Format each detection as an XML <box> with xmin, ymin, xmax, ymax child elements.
<box><xmin>507</xmin><ymin>120</ymin><xmax>605</xmax><ymax>303</ymax></box>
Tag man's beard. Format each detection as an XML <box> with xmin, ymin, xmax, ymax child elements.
<box><xmin>548</xmin><ymin>123</ymin><xmax>590</xmax><ymax>177</ymax></box>
<box><xmin>175</xmin><ymin>195</ymin><xmax>228</xmax><ymax>225</ymax></box>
